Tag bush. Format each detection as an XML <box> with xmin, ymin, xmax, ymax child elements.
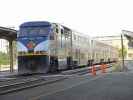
<box><xmin>0</xmin><ymin>52</ymin><xmax>9</xmax><ymax>65</ymax></box>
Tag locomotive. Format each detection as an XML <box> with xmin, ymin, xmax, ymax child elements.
<box><xmin>17</xmin><ymin>21</ymin><xmax>118</xmax><ymax>74</ymax></box>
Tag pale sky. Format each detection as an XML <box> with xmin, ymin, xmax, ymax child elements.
<box><xmin>0</xmin><ymin>0</ymin><xmax>133</xmax><ymax>36</ymax></box>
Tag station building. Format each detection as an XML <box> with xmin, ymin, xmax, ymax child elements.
<box><xmin>0</xmin><ymin>26</ymin><xmax>17</xmax><ymax>72</ymax></box>
<box><xmin>93</xmin><ymin>35</ymin><xmax>133</xmax><ymax>60</ymax></box>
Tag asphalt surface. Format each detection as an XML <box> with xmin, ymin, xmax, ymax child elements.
<box><xmin>38</xmin><ymin>72</ymin><xmax>133</xmax><ymax>100</ymax></box>
<box><xmin>0</xmin><ymin>65</ymin><xmax>133</xmax><ymax>100</ymax></box>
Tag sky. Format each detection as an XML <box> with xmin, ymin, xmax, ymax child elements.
<box><xmin>0</xmin><ymin>0</ymin><xmax>133</xmax><ymax>37</ymax></box>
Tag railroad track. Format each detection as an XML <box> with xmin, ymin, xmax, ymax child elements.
<box><xmin>0</xmin><ymin>77</ymin><xmax>67</xmax><ymax>95</ymax></box>
<box><xmin>0</xmin><ymin>64</ymin><xmax>113</xmax><ymax>95</ymax></box>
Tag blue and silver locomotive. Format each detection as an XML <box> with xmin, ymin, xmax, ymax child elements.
<box><xmin>17</xmin><ymin>21</ymin><xmax>55</xmax><ymax>73</ymax></box>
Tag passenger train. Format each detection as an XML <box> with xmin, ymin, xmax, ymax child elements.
<box><xmin>17</xmin><ymin>21</ymin><xmax>118</xmax><ymax>74</ymax></box>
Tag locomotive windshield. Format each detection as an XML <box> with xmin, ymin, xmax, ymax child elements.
<box><xmin>19</xmin><ymin>26</ymin><xmax>51</xmax><ymax>37</ymax></box>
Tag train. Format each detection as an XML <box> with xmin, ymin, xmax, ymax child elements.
<box><xmin>17</xmin><ymin>21</ymin><xmax>118</xmax><ymax>74</ymax></box>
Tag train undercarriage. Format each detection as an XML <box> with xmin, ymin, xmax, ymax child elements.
<box><xmin>18</xmin><ymin>55</ymin><xmax>117</xmax><ymax>74</ymax></box>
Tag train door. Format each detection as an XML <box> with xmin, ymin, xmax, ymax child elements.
<box><xmin>75</xmin><ymin>35</ymin><xmax>80</xmax><ymax>66</ymax></box>
<box><xmin>72</xmin><ymin>33</ymin><xmax>79</xmax><ymax>67</ymax></box>
<box><xmin>49</xmin><ymin>24</ymin><xmax>59</xmax><ymax>72</ymax></box>
<box><xmin>57</xmin><ymin>27</ymin><xmax>68</xmax><ymax>70</ymax></box>
<box><xmin>91</xmin><ymin>40</ymin><xmax>95</xmax><ymax>65</ymax></box>
<box><xmin>75</xmin><ymin>49</ymin><xmax>80</xmax><ymax>66</ymax></box>
<box><xmin>78</xmin><ymin>49</ymin><xmax>81</xmax><ymax>66</ymax></box>
<box><xmin>64</xmin><ymin>28</ymin><xmax>73</xmax><ymax>69</ymax></box>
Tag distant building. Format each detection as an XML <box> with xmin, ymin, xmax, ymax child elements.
<box><xmin>0</xmin><ymin>39</ymin><xmax>9</xmax><ymax>53</ymax></box>
<box><xmin>93</xmin><ymin>35</ymin><xmax>133</xmax><ymax>60</ymax></box>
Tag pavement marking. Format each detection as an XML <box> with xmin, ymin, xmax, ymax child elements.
<box><xmin>41</xmin><ymin>74</ymin><xmax>76</xmax><ymax>77</ymax></box>
<box><xmin>30</xmin><ymin>75</ymin><xmax>104</xmax><ymax>100</ymax></box>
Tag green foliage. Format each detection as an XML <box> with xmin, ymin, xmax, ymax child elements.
<box><xmin>118</xmin><ymin>46</ymin><xmax>127</xmax><ymax>58</ymax></box>
<box><xmin>111</xmin><ymin>62</ymin><xmax>122</xmax><ymax>72</ymax></box>
<box><xmin>0</xmin><ymin>52</ymin><xmax>9</xmax><ymax>65</ymax></box>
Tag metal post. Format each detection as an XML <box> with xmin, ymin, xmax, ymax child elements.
<box><xmin>121</xmin><ymin>34</ymin><xmax>125</xmax><ymax>71</ymax></box>
<box><xmin>9</xmin><ymin>40</ymin><xmax>13</xmax><ymax>72</ymax></box>
<box><xmin>91</xmin><ymin>40</ymin><xmax>94</xmax><ymax>66</ymax></box>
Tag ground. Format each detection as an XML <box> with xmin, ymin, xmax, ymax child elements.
<box><xmin>0</xmin><ymin>62</ymin><xmax>133</xmax><ymax>100</ymax></box>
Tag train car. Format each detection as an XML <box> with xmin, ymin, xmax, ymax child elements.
<box><xmin>17</xmin><ymin>21</ymin><xmax>118</xmax><ymax>74</ymax></box>
<box><xmin>92</xmin><ymin>40</ymin><xmax>118</xmax><ymax>64</ymax></box>
<box><xmin>72</xmin><ymin>31</ymin><xmax>91</xmax><ymax>67</ymax></box>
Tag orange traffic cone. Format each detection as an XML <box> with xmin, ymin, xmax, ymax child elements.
<box><xmin>104</xmin><ymin>64</ymin><xmax>107</xmax><ymax>71</ymax></box>
<box><xmin>91</xmin><ymin>66</ymin><xmax>96</xmax><ymax>76</ymax></box>
<box><xmin>100</xmin><ymin>64</ymin><xmax>105</xmax><ymax>73</ymax></box>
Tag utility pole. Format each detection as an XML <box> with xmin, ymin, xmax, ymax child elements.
<box><xmin>121</xmin><ymin>34</ymin><xmax>125</xmax><ymax>71</ymax></box>
<box><xmin>9</xmin><ymin>40</ymin><xmax>13</xmax><ymax>72</ymax></box>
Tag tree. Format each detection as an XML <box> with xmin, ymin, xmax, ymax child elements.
<box><xmin>118</xmin><ymin>46</ymin><xmax>127</xmax><ymax>58</ymax></box>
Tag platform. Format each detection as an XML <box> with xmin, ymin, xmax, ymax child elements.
<box><xmin>0</xmin><ymin>70</ymin><xmax>18</xmax><ymax>77</ymax></box>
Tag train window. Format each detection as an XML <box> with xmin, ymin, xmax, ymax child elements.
<box><xmin>77</xmin><ymin>36</ymin><xmax>79</xmax><ymax>41</ymax></box>
<box><xmin>61</xmin><ymin>29</ymin><xmax>64</xmax><ymax>34</ymax></box>
<box><xmin>81</xmin><ymin>53</ymin><xmax>85</xmax><ymax>59</ymax></box>
<box><xmin>39</xmin><ymin>28</ymin><xmax>50</xmax><ymax>35</ymax></box>
<box><xmin>74</xmin><ymin>35</ymin><xmax>76</xmax><ymax>40</ymax></box>
<box><xmin>68</xmin><ymin>31</ymin><xmax>71</xmax><ymax>38</ymax></box>
<box><xmin>50</xmin><ymin>33</ymin><xmax>54</xmax><ymax>40</ymax></box>
<box><xmin>128</xmin><ymin>53</ymin><xmax>133</xmax><ymax>57</ymax></box>
<box><xmin>56</xmin><ymin>28</ymin><xmax>59</xmax><ymax>33</ymax></box>
<box><xmin>65</xmin><ymin>33</ymin><xmax>69</xmax><ymax>39</ymax></box>
<box><xmin>61</xmin><ymin>29</ymin><xmax>65</xmax><ymax>48</ymax></box>
<box><xmin>75</xmin><ymin>49</ymin><xmax>79</xmax><ymax>59</ymax></box>
<box><xmin>79</xmin><ymin>36</ymin><xmax>81</xmax><ymax>41</ymax></box>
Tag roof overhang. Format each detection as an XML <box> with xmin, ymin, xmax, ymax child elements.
<box><xmin>122</xmin><ymin>30</ymin><xmax>133</xmax><ymax>41</ymax></box>
<box><xmin>0</xmin><ymin>26</ymin><xmax>17</xmax><ymax>41</ymax></box>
